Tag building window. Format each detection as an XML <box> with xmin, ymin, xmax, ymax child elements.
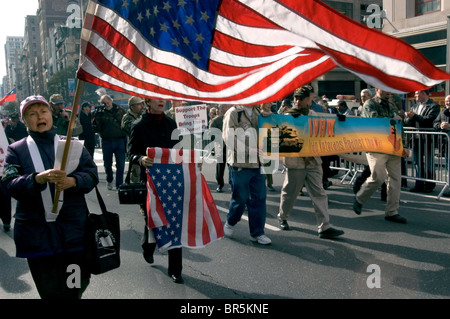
<box><xmin>322</xmin><ymin>1</ymin><xmax>354</xmax><ymax>19</ymax></box>
<box><xmin>416</xmin><ymin>0</ymin><xmax>441</xmax><ymax>16</ymax></box>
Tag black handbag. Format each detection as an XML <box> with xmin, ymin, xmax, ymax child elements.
<box><xmin>86</xmin><ymin>186</ymin><xmax>121</xmax><ymax>275</ymax></box>
<box><xmin>118</xmin><ymin>163</ymin><xmax>147</xmax><ymax>204</ymax></box>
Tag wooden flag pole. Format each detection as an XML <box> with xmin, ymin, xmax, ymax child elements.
<box><xmin>51</xmin><ymin>80</ymin><xmax>85</xmax><ymax>214</ymax></box>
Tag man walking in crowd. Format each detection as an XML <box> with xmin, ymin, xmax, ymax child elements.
<box><xmin>48</xmin><ymin>94</ymin><xmax>83</xmax><ymax>137</ymax></box>
<box><xmin>78</xmin><ymin>101</ymin><xmax>96</xmax><ymax>159</ymax></box>
<box><xmin>93</xmin><ymin>94</ymin><xmax>127</xmax><ymax>190</ymax></box>
<box><xmin>357</xmin><ymin>89</ymin><xmax>373</xmax><ymax>116</ymax></box>
<box><xmin>122</xmin><ymin>96</ymin><xmax>145</xmax><ymax>183</ymax></box>
<box><xmin>404</xmin><ymin>89</ymin><xmax>440</xmax><ymax>193</ymax></box>
<box><xmin>353</xmin><ymin>88</ymin><xmax>408</xmax><ymax>223</ymax></box>
<box><xmin>4</xmin><ymin>113</ymin><xmax>27</xmax><ymax>144</ymax></box>
<box><xmin>49</xmin><ymin>94</ymin><xmax>70</xmax><ymax>135</ymax></box>
<box><xmin>277</xmin><ymin>86</ymin><xmax>344</xmax><ymax>239</ymax></box>
<box><xmin>209</xmin><ymin>104</ymin><xmax>232</xmax><ymax>193</ymax></box>
<box><xmin>122</xmin><ymin>96</ymin><xmax>145</xmax><ymax>138</ymax></box>
<box><xmin>222</xmin><ymin>103</ymin><xmax>271</xmax><ymax>245</ymax></box>
<box><xmin>433</xmin><ymin>94</ymin><xmax>450</xmax><ymax>197</ymax></box>
<box><xmin>128</xmin><ymin>98</ymin><xmax>184</xmax><ymax>283</ymax></box>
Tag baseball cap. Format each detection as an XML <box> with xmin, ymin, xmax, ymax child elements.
<box><xmin>294</xmin><ymin>85</ymin><xmax>314</xmax><ymax>98</ymax></box>
<box><xmin>81</xmin><ymin>101</ymin><xmax>92</xmax><ymax>108</ymax></box>
<box><xmin>49</xmin><ymin>94</ymin><xmax>65</xmax><ymax>105</ymax></box>
<box><xmin>128</xmin><ymin>96</ymin><xmax>144</xmax><ymax>106</ymax></box>
<box><xmin>20</xmin><ymin>95</ymin><xmax>50</xmax><ymax>118</ymax></box>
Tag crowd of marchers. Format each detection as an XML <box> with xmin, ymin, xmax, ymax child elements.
<box><xmin>1</xmin><ymin>85</ymin><xmax>449</xmax><ymax>298</ymax></box>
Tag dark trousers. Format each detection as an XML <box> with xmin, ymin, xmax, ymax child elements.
<box><xmin>102</xmin><ymin>137</ymin><xmax>126</xmax><ymax>187</ymax></box>
<box><xmin>27</xmin><ymin>252</ymin><xmax>90</xmax><ymax>299</ymax></box>
<box><xmin>216</xmin><ymin>161</ymin><xmax>226</xmax><ymax>188</ymax></box>
<box><xmin>412</xmin><ymin>137</ymin><xmax>436</xmax><ymax>190</ymax></box>
<box><xmin>142</xmin><ymin>219</ymin><xmax>183</xmax><ymax>276</ymax></box>
<box><xmin>0</xmin><ymin>188</ymin><xmax>11</xmax><ymax>225</ymax></box>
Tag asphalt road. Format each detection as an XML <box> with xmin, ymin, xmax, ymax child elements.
<box><xmin>1</xmin><ymin>148</ymin><xmax>450</xmax><ymax>303</ymax></box>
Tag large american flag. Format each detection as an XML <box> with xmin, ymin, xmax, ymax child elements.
<box><xmin>145</xmin><ymin>147</ymin><xmax>223</xmax><ymax>249</ymax></box>
<box><xmin>78</xmin><ymin>0</ymin><xmax>450</xmax><ymax>104</ymax></box>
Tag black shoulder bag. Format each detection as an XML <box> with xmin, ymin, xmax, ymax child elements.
<box><xmin>86</xmin><ymin>186</ymin><xmax>121</xmax><ymax>275</ymax></box>
<box><xmin>118</xmin><ymin>163</ymin><xmax>147</xmax><ymax>205</ymax></box>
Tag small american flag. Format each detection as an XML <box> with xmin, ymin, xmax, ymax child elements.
<box><xmin>146</xmin><ymin>147</ymin><xmax>223</xmax><ymax>249</ymax></box>
<box><xmin>78</xmin><ymin>0</ymin><xmax>450</xmax><ymax>104</ymax></box>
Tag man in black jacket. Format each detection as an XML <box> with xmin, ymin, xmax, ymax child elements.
<box><xmin>404</xmin><ymin>90</ymin><xmax>440</xmax><ymax>193</ymax></box>
<box><xmin>94</xmin><ymin>95</ymin><xmax>127</xmax><ymax>190</ymax></box>
<box><xmin>128</xmin><ymin>98</ymin><xmax>184</xmax><ymax>284</ymax></box>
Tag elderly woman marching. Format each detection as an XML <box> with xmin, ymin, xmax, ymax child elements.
<box><xmin>1</xmin><ymin>95</ymin><xmax>98</xmax><ymax>299</ymax></box>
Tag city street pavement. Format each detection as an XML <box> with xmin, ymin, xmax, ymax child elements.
<box><xmin>1</xmin><ymin>148</ymin><xmax>450</xmax><ymax>301</ymax></box>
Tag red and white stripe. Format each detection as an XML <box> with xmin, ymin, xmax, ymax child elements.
<box><xmin>78</xmin><ymin>0</ymin><xmax>450</xmax><ymax>104</ymax></box>
<box><xmin>146</xmin><ymin>147</ymin><xmax>223</xmax><ymax>248</ymax></box>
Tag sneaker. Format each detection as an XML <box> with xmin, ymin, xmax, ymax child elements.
<box><xmin>250</xmin><ymin>234</ymin><xmax>272</xmax><ymax>245</ymax></box>
<box><xmin>353</xmin><ymin>197</ymin><xmax>362</xmax><ymax>215</ymax></box>
<box><xmin>223</xmin><ymin>221</ymin><xmax>234</xmax><ymax>237</ymax></box>
<box><xmin>107</xmin><ymin>182</ymin><xmax>115</xmax><ymax>191</ymax></box>
<box><xmin>319</xmin><ymin>227</ymin><xmax>344</xmax><ymax>239</ymax></box>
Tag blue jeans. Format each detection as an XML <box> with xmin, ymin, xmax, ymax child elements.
<box><xmin>227</xmin><ymin>167</ymin><xmax>267</xmax><ymax>237</ymax></box>
<box><xmin>102</xmin><ymin>138</ymin><xmax>126</xmax><ymax>187</ymax></box>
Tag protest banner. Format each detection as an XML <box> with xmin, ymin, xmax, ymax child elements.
<box><xmin>258</xmin><ymin>114</ymin><xmax>403</xmax><ymax>158</ymax></box>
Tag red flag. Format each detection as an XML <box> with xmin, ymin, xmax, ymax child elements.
<box><xmin>145</xmin><ymin>147</ymin><xmax>223</xmax><ymax>249</ymax></box>
<box><xmin>77</xmin><ymin>0</ymin><xmax>450</xmax><ymax>104</ymax></box>
<box><xmin>0</xmin><ymin>88</ymin><xmax>16</xmax><ymax>106</ymax></box>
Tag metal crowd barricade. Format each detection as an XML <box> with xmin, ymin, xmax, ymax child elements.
<box><xmin>330</xmin><ymin>128</ymin><xmax>450</xmax><ymax>200</ymax></box>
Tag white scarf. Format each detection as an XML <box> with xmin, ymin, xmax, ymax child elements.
<box><xmin>27</xmin><ymin>135</ymin><xmax>62</xmax><ymax>222</ymax></box>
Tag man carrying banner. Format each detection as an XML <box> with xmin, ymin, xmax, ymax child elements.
<box><xmin>277</xmin><ymin>86</ymin><xmax>344</xmax><ymax>239</ymax></box>
<box><xmin>353</xmin><ymin>89</ymin><xmax>408</xmax><ymax>223</ymax></box>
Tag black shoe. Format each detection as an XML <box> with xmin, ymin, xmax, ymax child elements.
<box><xmin>353</xmin><ymin>197</ymin><xmax>362</xmax><ymax>215</ymax></box>
<box><xmin>409</xmin><ymin>187</ymin><xmax>424</xmax><ymax>193</ymax></box>
<box><xmin>169</xmin><ymin>273</ymin><xmax>184</xmax><ymax>284</ymax></box>
<box><xmin>323</xmin><ymin>181</ymin><xmax>332</xmax><ymax>190</ymax></box>
<box><xmin>143</xmin><ymin>250</ymin><xmax>154</xmax><ymax>264</ymax></box>
<box><xmin>216</xmin><ymin>186</ymin><xmax>223</xmax><ymax>193</ymax></box>
<box><xmin>319</xmin><ymin>227</ymin><xmax>344</xmax><ymax>239</ymax></box>
<box><xmin>142</xmin><ymin>243</ymin><xmax>156</xmax><ymax>264</ymax></box>
<box><xmin>268</xmin><ymin>186</ymin><xmax>276</xmax><ymax>192</ymax></box>
<box><xmin>278</xmin><ymin>219</ymin><xmax>290</xmax><ymax>231</ymax></box>
<box><xmin>385</xmin><ymin>214</ymin><xmax>407</xmax><ymax>224</ymax></box>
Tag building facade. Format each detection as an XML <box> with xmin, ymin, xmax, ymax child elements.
<box><xmin>382</xmin><ymin>0</ymin><xmax>450</xmax><ymax>108</ymax></box>
<box><xmin>4</xmin><ymin>36</ymin><xmax>24</xmax><ymax>93</ymax></box>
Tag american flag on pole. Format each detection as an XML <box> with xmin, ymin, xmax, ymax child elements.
<box><xmin>78</xmin><ymin>0</ymin><xmax>450</xmax><ymax>104</ymax></box>
<box><xmin>145</xmin><ymin>147</ymin><xmax>223</xmax><ymax>250</ymax></box>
